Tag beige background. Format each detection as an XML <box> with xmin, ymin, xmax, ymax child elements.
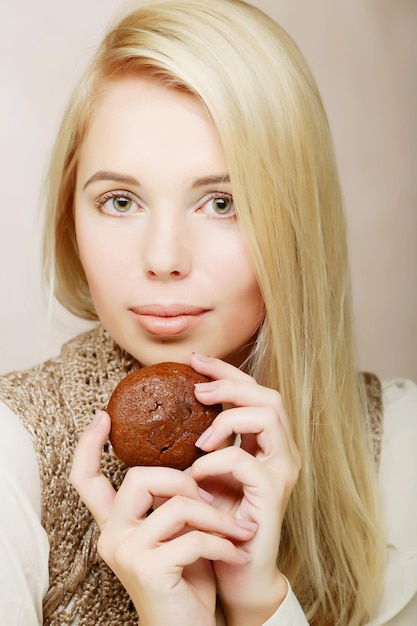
<box><xmin>0</xmin><ymin>0</ymin><xmax>416</xmax><ymax>381</ymax></box>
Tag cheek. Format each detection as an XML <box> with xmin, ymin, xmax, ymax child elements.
<box><xmin>75</xmin><ymin>212</ymin><xmax>120</xmax><ymax>292</ymax></box>
<box><xmin>241</xmin><ymin>280</ymin><xmax>264</xmax><ymax>329</ymax></box>
<box><xmin>216</xmin><ymin>242</ymin><xmax>264</xmax><ymax>317</ymax></box>
<box><xmin>236</xmin><ymin>255</ymin><xmax>264</xmax><ymax>325</ymax></box>
<box><xmin>222</xmin><ymin>240</ymin><xmax>259</xmax><ymax>294</ymax></box>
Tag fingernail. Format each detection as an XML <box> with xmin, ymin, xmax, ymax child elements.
<box><xmin>198</xmin><ymin>487</ymin><xmax>214</xmax><ymax>503</ymax></box>
<box><xmin>194</xmin><ymin>381</ymin><xmax>218</xmax><ymax>393</ymax></box>
<box><xmin>89</xmin><ymin>410</ymin><xmax>105</xmax><ymax>429</ymax></box>
<box><xmin>236</xmin><ymin>519</ymin><xmax>258</xmax><ymax>532</ymax></box>
<box><xmin>195</xmin><ymin>426</ymin><xmax>213</xmax><ymax>449</ymax></box>
<box><xmin>193</xmin><ymin>352</ymin><xmax>212</xmax><ymax>362</ymax></box>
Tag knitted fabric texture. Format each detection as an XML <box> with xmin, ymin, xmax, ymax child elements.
<box><xmin>0</xmin><ymin>325</ymin><xmax>384</xmax><ymax>624</ymax></box>
<box><xmin>361</xmin><ymin>371</ymin><xmax>384</xmax><ymax>468</ymax></box>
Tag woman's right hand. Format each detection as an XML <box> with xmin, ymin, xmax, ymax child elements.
<box><xmin>70</xmin><ymin>410</ymin><xmax>256</xmax><ymax>626</ymax></box>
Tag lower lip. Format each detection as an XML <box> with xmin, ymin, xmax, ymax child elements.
<box><xmin>131</xmin><ymin>312</ymin><xmax>207</xmax><ymax>337</ymax></box>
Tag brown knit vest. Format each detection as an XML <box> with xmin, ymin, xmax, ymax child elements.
<box><xmin>0</xmin><ymin>326</ymin><xmax>384</xmax><ymax>624</ymax></box>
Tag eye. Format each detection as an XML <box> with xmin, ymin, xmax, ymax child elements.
<box><xmin>95</xmin><ymin>190</ymin><xmax>141</xmax><ymax>216</ymax></box>
<box><xmin>201</xmin><ymin>193</ymin><xmax>236</xmax><ymax>219</ymax></box>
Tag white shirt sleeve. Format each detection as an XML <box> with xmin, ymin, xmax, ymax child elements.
<box><xmin>367</xmin><ymin>378</ymin><xmax>417</xmax><ymax>625</ymax></box>
<box><xmin>261</xmin><ymin>578</ymin><xmax>308</xmax><ymax>624</ymax></box>
<box><xmin>0</xmin><ymin>400</ymin><xmax>49</xmax><ymax>625</ymax></box>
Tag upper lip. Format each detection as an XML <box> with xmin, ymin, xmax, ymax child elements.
<box><xmin>130</xmin><ymin>304</ymin><xmax>210</xmax><ymax>317</ymax></box>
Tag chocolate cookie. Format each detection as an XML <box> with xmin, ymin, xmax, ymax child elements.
<box><xmin>107</xmin><ymin>362</ymin><xmax>221</xmax><ymax>470</ymax></box>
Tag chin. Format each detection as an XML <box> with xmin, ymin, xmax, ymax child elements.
<box><xmin>126</xmin><ymin>341</ymin><xmax>195</xmax><ymax>368</ymax></box>
<box><xmin>117</xmin><ymin>329</ymin><xmax>253</xmax><ymax>369</ymax></box>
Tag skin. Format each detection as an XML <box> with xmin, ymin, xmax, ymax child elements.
<box><xmin>70</xmin><ymin>77</ymin><xmax>301</xmax><ymax>626</ymax></box>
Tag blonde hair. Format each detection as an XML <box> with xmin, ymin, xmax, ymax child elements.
<box><xmin>43</xmin><ymin>1</ymin><xmax>386</xmax><ymax>623</ymax></box>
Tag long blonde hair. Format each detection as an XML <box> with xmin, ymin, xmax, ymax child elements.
<box><xmin>43</xmin><ymin>1</ymin><xmax>386</xmax><ymax>623</ymax></box>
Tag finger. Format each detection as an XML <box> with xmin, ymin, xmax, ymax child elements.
<box><xmin>194</xmin><ymin>376</ymin><xmax>292</xmax><ymax>435</ymax></box>
<box><xmin>190</xmin><ymin>445</ymin><xmax>300</xmax><ymax>507</ymax></box>
<box><xmin>191</xmin><ymin>352</ymin><xmax>256</xmax><ymax>384</ymax></box>
<box><xmin>108</xmin><ymin>466</ymin><xmax>211</xmax><ymax>530</ymax></box>
<box><xmin>190</xmin><ymin>445</ymin><xmax>266</xmax><ymax>489</ymax></box>
<box><xmin>70</xmin><ymin>410</ymin><xmax>116</xmax><ymax>529</ymax></box>
<box><xmin>195</xmin><ymin>406</ymin><xmax>287</xmax><ymax>458</ymax></box>
<box><xmin>134</xmin><ymin>495</ymin><xmax>257</xmax><ymax>547</ymax></box>
<box><xmin>158</xmin><ymin>531</ymin><xmax>251</xmax><ymax>570</ymax></box>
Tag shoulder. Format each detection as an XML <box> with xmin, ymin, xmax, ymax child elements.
<box><xmin>0</xmin><ymin>401</ymin><xmax>49</xmax><ymax>623</ymax></box>
<box><xmin>381</xmin><ymin>378</ymin><xmax>417</xmax><ymax>449</ymax></box>
<box><xmin>380</xmin><ymin>377</ymin><xmax>417</xmax><ymax>474</ymax></box>
<box><xmin>379</xmin><ymin>377</ymin><xmax>417</xmax><ymax>551</ymax></box>
<box><xmin>382</xmin><ymin>377</ymin><xmax>417</xmax><ymax>410</ymax></box>
<box><xmin>0</xmin><ymin>399</ymin><xmax>41</xmax><ymax>510</ymax></box>
<box><xmin>371</xmin><ymin>379</ymin><xmax>417</xmax><ymax>623</ymax></box>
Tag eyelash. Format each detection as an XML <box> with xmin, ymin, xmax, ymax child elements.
<box><xmin>95</xmin><ymin>190</ymin><xmax>140</xmax><ymax>215</ymax></box>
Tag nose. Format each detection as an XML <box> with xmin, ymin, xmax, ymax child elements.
<box><xmin>143</xmin><ymin>210</ymin><xmax>191</xmax><ymax>280</ymax></box>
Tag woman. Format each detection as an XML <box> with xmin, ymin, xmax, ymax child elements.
<box><xmin>0</xmin><ymin>1</ymin><xmax>415</xmax><ymax>624</ymax></box>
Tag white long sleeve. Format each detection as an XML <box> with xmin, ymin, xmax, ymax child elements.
<box><xmin>367</xmin><ymin>379</ymin><xmax>417</xmax><ymax>625</ymax></box>
<box><xmin>0</xmin><ymin>402</ymin><xmax>49</xmax><ymax>625</ymax></box>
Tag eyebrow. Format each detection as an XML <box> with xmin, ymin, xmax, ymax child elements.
<box><xmin>191</xmin><ymin>174</ymin><xmax>230</xmax><ymax>188</ymax></box>
<box><xmin>82</xmin><ymin>171</ymin><xmax>140</xmax><ymax>190</ymax></box>
<box><xmin>82</xmin><ymin>170</ymin><xmax>230</xmax><ymax>191</ymax></box>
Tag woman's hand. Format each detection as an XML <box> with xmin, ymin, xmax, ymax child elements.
<box><xmin>70</xmin><ymin>410</ymin><xmax>256</xmax><ymax>626</ymax></box>
<box><xmin>189</xmin><ymin>353</ymin><xmax>302</xmax><ymax>626</ymax></box>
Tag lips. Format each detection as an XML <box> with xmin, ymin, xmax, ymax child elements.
<box><xmin>129</xmin><ymin>304</ymin><xmax>210</xmax><ymax>337</ymax></box>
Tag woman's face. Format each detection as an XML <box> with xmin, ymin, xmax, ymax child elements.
<box><xmin>75</xmin><ymin>77</ymin><xmax>264</xmax><ymax>366</ymax></box>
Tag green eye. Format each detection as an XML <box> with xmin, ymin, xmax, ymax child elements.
<box><xmin>96</xmin><ymin>189</ymin><xmax>140</xmax><ymax>216</ymax></box>
<box><xmin>113</xmin><ymin>196</ymin><xmax>132</xmax><ymax>212</ymax></box>
<box><xmin>213</xmin><ymin>197</ymin><xmax>233</xmax><ymax>214</ymax></box>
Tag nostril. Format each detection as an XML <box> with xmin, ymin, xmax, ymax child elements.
<box><xmin>146</xmin><ymin>268</ymin><xmax>184</xmax><ymax>279</ymax></box>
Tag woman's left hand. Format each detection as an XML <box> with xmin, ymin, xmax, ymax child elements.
<box><xmin>189</xmin><ymin>353</ymin><xmax>302</xmax><ymax>626</ymax></box>
<box><xmin>70</xmin><ymin>410</ymin><xmax>256</xmax><ymax>626</ymax></box>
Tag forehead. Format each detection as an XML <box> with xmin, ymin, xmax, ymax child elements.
<box><xmin>87</xmin><ymin>76</ymin><xmax>210</xmax><ymax>137</ymax></box>
<box><xmin>77</xmin><ymin>76</ymin><xmax>228</xmax><ymax>186</ymax></box>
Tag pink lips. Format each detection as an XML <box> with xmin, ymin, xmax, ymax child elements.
<box><xmin>129</xmin><ymin>304</ymin><xmax>209</xmax><ymax>337</ymax></box>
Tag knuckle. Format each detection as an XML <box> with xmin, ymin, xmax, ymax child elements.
<box><xmin>125</xmin><ymin>465</ymin><xmax>143</xmax><ymax>481</ymax></box>
<box><xmin>263</xmin><ymin>405</ymin><xmax>280</xmax><ymax>425</ymax></box>
<box><xmin>165</xmin><ymin>494</ymin><xmax>192</xmax><ymax>516</ymax></box>
<box><xmin>226</xmin><ymin>444</ymin><xmax>245</xmax><ymax>464</ymax></box>
<box><xmin>124</xmin><ymin>465</ymin><xmax>147</xmax><ymax>490</ymax></box>
<box><xmin>289</xmin><ymin>462</ymin><xmax>301</xmax><ymax>486</ymax></box>
<box><xmin>100</xmin><ymin>533</ymin><xmax>148</xmax><ymax>583</ymax></box>
<box><xmin>186</xmin><ymin>530</ymin><xmax>204</xmax><ymax>550</ymax></box>
<box><xmin>256</xmin><ymin>405</ymin><xmax>281</xmax><ymax>432</ymax></box>
<box><xmin>285</xmin><ymin>456</ymin><xmax>302</xmax><ymax>489</ymax></box>
<box><xmin>269</xmin><ymin>388</ymin><xmax>284</xmax><ymax>411</ymax></box>
<box><xmin>216</xmin><ymin>377</ymin><xmax>238</xmax><ymax>397</ymax></box>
